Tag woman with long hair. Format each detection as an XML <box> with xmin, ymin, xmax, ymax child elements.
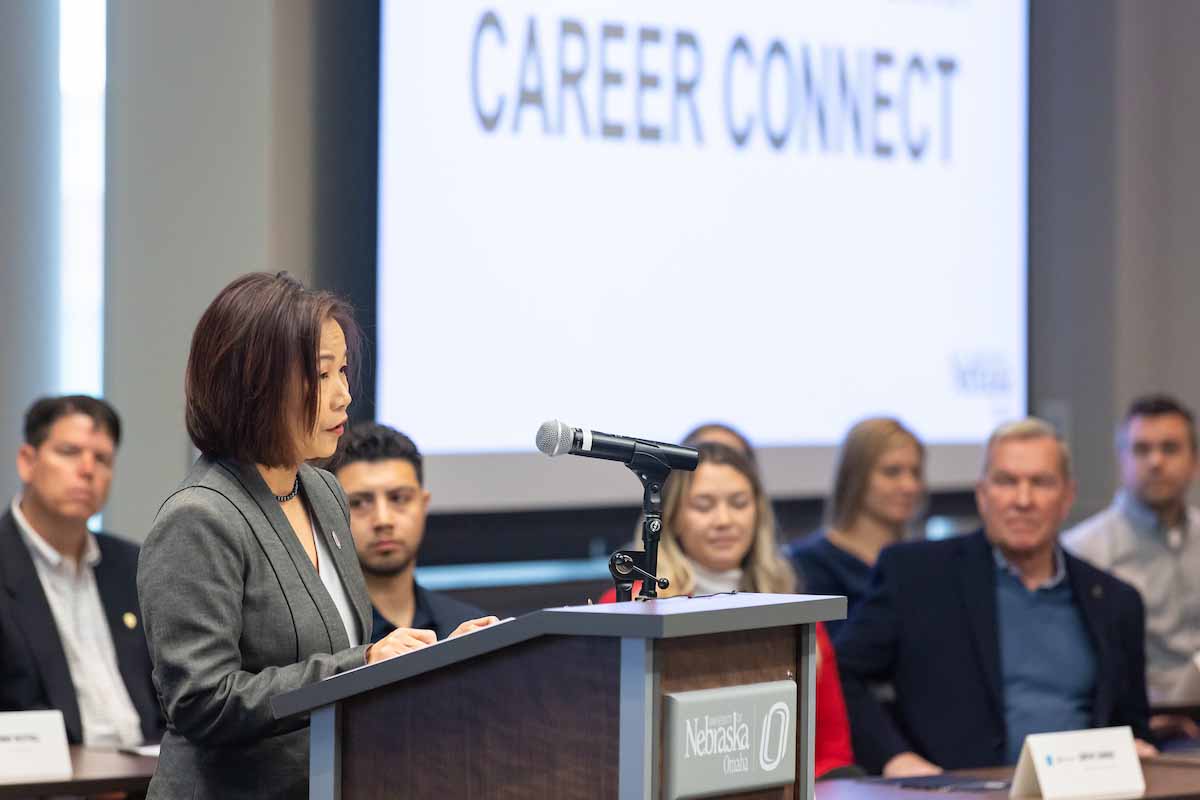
<box><xmin>650</xmin><ymin>442</ymin><xmax>793</xmax><ymax>595</ymax></box>
<box><xmin>787</xmin><ymin>417</ymin><xmax>925</xmax><ymax>635</ymax></box>
<box><xmin>601</xmin><ymin>441</ymin><xmax>855</xmax><ymax>778</ymax></box>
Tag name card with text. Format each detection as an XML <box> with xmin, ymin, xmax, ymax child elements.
<box><xmin>0</xmin><ymin>710</ymin><xmax>71</xmax><ymax>784</ymax></box>
<box><xmin>1011</xmin><ymin>726</ymin><xmax>1144</xmax><ymax>800</ymax></box>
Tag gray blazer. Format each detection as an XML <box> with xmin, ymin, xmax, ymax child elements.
<box><xmin>137</xmin><ymin>456</ymin><xmax>372</xmax><ymax>799</ymax></box>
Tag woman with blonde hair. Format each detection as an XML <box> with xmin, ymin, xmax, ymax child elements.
<box><xmin>601</xmin><ymin>441</ymin><xmax>856</xmax><ymax>777</ymax></box>
<box><xmin>652</xmin><ymin>441</ymin><xmax>793</xmax><ymax>595</ymax></box>
<box><xmin>787</xmin><ymin>417</ymin><xmax>925</xmax><ymax>635</ymax></box>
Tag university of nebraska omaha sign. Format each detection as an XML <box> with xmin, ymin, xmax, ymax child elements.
<box><xmin>663</xmin><ymin>680</ymin><xmax>796</xmax><ymax>799</ymax></box>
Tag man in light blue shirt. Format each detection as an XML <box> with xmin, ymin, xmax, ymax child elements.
<box><xmin>1065</xmin><ymin>394</ymin><xmax>1200</xmax><ymax>735</ymax></box>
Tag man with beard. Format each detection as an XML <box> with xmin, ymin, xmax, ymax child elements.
<box><xmin>1065</xmin><ymin>394</ymin><xmax>1200</xmax><ymax>733</ymax></box>
<box><xmin>331</xmin><ymin>423</ymin><xmax>488</xmax><ymax>642</ymax></box>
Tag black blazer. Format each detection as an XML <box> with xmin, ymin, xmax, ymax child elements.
<box><xmin>834</xmin><ymin>530</ymin><xmax>1150</xmax><ymax>774</ymax></box>
<box><xmin>0</xmin><ymin>508</ymin><xmax>164</xmax><ymax>744</ymax></box>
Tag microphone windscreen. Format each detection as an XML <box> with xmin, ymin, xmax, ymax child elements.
<box><xmin>535</xmin><ymin>419</ymin><xmax>573</xmax><ymax>456</ymax></box>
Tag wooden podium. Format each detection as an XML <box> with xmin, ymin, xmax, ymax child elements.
<box><xmin>273</xmin><ymin>593</ymin><xmax>845</xmax><ymax>800</ymax></box>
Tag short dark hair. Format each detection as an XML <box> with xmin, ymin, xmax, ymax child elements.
<box><xmin>185</xmin><ymin>272</ymin><xmax>361</xmax><ymax>467</ymax></box>
<box><xmin>1119</xmin><ymin>393</ymin><xmax>1198</xmax><ymax>451</ymax></box>
<box><xmin>24</xmin><ymin>395</ymin><xmax>121</xmax><ymax>449</ymax></box>
<box><xmin>329</xmin><ymin>423</ymin><xmax>423</xmax><ymax>485</ymax></box>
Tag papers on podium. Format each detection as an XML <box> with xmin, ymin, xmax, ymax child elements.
<box><xmin>329</xmin><ymin>616</ymin><xmax>519</xmax><ymax>679</ymax></box>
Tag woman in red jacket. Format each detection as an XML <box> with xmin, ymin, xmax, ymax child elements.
<box><xmin>600</xmin><ymin>440</ymin><xmax>855</xmax><ymax>778</ymax></box>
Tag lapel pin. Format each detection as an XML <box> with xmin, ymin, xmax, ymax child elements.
<box><xmin>1092</xmin><ymin>585</ymin><xmax>1103</xmax><ymax>600</ymax></box>
<box><xmin>123</xmin><ymin>612</ymin><xmax>138</xmax><ymax>630</ymax></box>
<box><xmin>331</xmin><ymin>530</ymin><xmax>342</xmax><ymax>550</ymax></box>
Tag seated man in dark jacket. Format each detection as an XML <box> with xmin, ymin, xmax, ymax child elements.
<box><xmin>0</xmin><ymin>395</ymin><xmax>163</xmax><ymax>745</ymax></box>
<box><xmin>330</xmin><ymin>423</ymin><xmax>488</xmax><ymax>641</ymax></box>
<box><xmin>836</xmin><ymin>418</ymin><xmax>1154</xmax><ymax>777</ymax></box>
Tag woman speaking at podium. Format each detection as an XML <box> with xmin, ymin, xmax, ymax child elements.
<box><xmin>137</xmin><ymin>273</ymin><xmax>452</xmax><ymax>798</ymax></box>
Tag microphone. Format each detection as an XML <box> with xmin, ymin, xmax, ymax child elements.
<box><xmin>535</xmin><ymin>420</ymin><xmax>699</xmax><ymax>471</ymax></box>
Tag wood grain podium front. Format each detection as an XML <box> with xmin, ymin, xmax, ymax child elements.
<box><xmin>273</xmin><ymin>593</ymin><xmax>844</xmax><ymax>800</ymax></box>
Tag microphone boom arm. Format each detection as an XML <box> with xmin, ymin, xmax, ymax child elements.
<box><xmin>608</xmin><ymin>447</ymin><xmax>675</xmax><ymax>601</ymax></box>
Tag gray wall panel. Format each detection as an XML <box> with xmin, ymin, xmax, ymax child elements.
<box><xmin>103</xmin><ymin>0</ymin><xmax>315</xmax><ymax>538</ymax></box>
<box><xmin>0</xmin><ymin>2</ymin><xmax>60</xmax><ymax>501</ymax></box>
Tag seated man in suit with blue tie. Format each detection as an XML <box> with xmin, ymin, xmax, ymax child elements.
<box><xmin>835</xmin><ymin>418</ymin><xmax>1155</xmax><ymax>777</ymax></box>
<box><xmin>330</xmin><ymin>423</ymin><xmax>487</xmax><ymax>642</ymax></box>
<box><xmin>0</xmin><ymin>395</ymin><xmax>162</xmax><ymax>746</ymax></box>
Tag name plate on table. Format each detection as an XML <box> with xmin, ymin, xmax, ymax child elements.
<box><xmin>0</xmin><ymin>710</ymin><xmax>71</xmax><ymax>783</ymax></box>
<box><xmin>1011</xmin><ymin>726</ymin><xmax>1144</xmax><ymax>800</ymax></box>
<box><xmin>663</xmin><ymin>680</ymin><xmax>796</xmax><ymax>800</ymax></box>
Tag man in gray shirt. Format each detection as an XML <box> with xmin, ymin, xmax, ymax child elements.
<box><xmin>1064</xmin><ymin>394</ymin><xmax>1200</xmax><ymax>736</ymax></box>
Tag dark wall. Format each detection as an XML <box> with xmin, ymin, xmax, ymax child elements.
<box><xmin>418</xmin><ymin>493</ymin><xmax>981</xmax><ymax>568</ymax></box>
<box><xmin>312</xmin><ymin>0</ymin><xmax>381</xmax><ymax>425</ymax></box>
<box><xmin>1027</xmin><ymin>0</ymin><xmax>1122</xmax><ymax>515</ymax></box>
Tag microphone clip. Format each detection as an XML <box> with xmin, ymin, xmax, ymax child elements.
<box><xmin>608</xmin><ymin>454</ymin><xmax>674</xmax><ymax>602</ymax></box>
<box><xmin>608</xmin><ymin>551</ymin><xmax>669</xmax><ymax>602</ymax></box>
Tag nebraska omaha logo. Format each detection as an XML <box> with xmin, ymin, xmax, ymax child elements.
<box><xmin>759</xmin><ymin>702</ymin><xmax>790</xmax><ymax>771</ymax></box>
<box><xmin>685</xmin><ymin>712</ymin><xmax>752</xmax><ymax>775</ymax></box>
<box><xmin>683</xmin><ymin>703</ymin><xmax>791</xmax><ymax>777</ymax></box>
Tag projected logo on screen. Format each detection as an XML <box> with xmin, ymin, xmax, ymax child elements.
<box><xmin>951</xmin><ymin>352</ymin><xmax>1013</xmax><ymax>396</ymax></box>
<box><xmin>470</xmin><ymin>10</ymin><xmax>959</xmax><ymax>160</ymax></box>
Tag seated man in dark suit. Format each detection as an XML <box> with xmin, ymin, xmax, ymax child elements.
<box><xmin>331</xmin><ymin>423</ymin><xmax>488</xmax><ymax>641</ymax></box>
<box><xmin>0</xmin><ymin>395</ymin><xmax>162</xmax><ymax>745</ymax></box>
<box><xmin>836</xmin><ymin>417</ymin><xmax>1155</xmax><ymax>777</ymax></box>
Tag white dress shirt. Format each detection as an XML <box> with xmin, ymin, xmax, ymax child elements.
<box><xmin>11</xmin><ymin>497</ymin><xmax>143</xmax><ymax>746</ymax></box>
<box><xmin>311</xmin><ymin>508</ymin><xmax>361</xmax><ymax>648</ymax></box>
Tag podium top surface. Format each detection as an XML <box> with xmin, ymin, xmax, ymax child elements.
<box><xmin>539</xmin><ymin>592</ymin><xmax>843</xmax><ymax>634</ymax></box>
<box><xmin>272</xmin><ymin>592</ymin><xmax>844</xmax><ymax>719</ymax></box>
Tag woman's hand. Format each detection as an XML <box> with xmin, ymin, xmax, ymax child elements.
<box><xmin>447</xmin><ymin>616</ymin><xmax>501</xmax><ymax>639</ymax></box>
<box><xmin>365</xmin><ymin>627</ymin><xmax>437</xmax><ymax>665</ymax></box>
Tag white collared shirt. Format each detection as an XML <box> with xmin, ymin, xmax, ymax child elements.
<box><xmin>11</xmin><ymin>497</ymin><xmax>143</xmax><ymax>746</ymax></box>
<box><xmin>310</xmin><ymin>507</ymin><xmax>361</xmax><ymax>648</ymax></box>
